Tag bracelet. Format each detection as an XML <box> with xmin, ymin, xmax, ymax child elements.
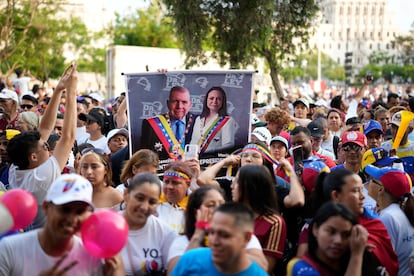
<box><xmin>195</xmin><ymin>221</ymin><xmax>210</xmax><ymax>230</ymax></box>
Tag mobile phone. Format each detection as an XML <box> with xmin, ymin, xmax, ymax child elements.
<box><xmin>184</xmin><ymin>144</ymin><xmax>199</xmax><ymax>160</ymax></box>
<box><xmin>292</xmin><ymin>145</ymin><xmax>304</xmax><ymax>173</ymax></box>
<box><xmin>365</xmin><ymin>70</ymin><xmax>373</xmax><ymax>82</ymax></box>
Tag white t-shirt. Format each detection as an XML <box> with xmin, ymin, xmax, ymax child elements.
<box><xmin>8</xmin><ymin>156</ymin><xmax>61</xmax><ymax>229</ymax></box>
<box><xmin>321</xmin><ymin>134</ymin><xmax>336</xmax><ymax>155</ymax></box>
<box><xmin>380</xmin><ymin>203</ymin><xmax>414</xmax><ymax>276</ymax></box>
<box><xmin>76</xmin><ymin>126</ymin><xmax>90</xmax><ymax>145</ymax></box>
<box><xmin>0</xmin><ymin>230</ymin><xmax>102</xmax><ymax>276</ymax></box>
<box><xmin>167</xmin><ymin>233</ymin><xmax>262</xmax><ymax>264</ymax></box>
<box><xmin>345</xmin><ymin>98</ymin><xmax>358</xmax><ymax>120</ymax></box>
<box><xmin>156</xmin><ymin>203</ymin><xmax>185</xmax><ymax>234</ymax></box>
<box><xmin>12</xmin><ymin>76</ymin><xmax>31</xmax><ymax>96</ymax></box>
<box><xmin>120</xmin><ymin>214</ymin><xmax>178</xmax><ymax>276</ymax></box>
<box><xmin>85</xmin><ymin>135</ymin><xmax>110</xmax><ymax>154</ymax></box>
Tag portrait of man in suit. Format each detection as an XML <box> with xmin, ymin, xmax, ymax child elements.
<box><xmin>140</xmin><ymin>86</ymin><xmax>197</xmax><ymax>160</ymax></box>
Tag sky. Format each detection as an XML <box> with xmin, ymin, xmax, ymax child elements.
<box><xmin>103</xmin><ymin>0</ymin><xmax>413</xmax><ymax>34</ymax></box>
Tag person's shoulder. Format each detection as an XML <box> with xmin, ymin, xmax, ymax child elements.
<box><xmin>148</xmin><ymin>214</ymin><xmax>175</xmax><ymax>229</ymax></box>
<box><xmin>330</xmin><ymin>163</ymin><xmax>344</xmax><ymax>171</ymax></box>
<box><xmin>1</xmin><ymin>230</ymin><xmax>37</xmax><ymax>245</ymax></box>
<box><xmin>182</xmin><ymin>247</ymin><xmax>209</xmax><ymax>258</ymax></box>
<box><xmin>286</xmin><ymin>257</ymin><xmax>319</xmax><ymax>276</ymax></box>
<box><xmin>244</xmin><ymin>261</ymin><xmax>268</xmax><ymax>275</ymax></box>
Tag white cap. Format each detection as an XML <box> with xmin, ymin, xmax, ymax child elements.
<box><xmin>0</xmin><ymin>89</ymin><xmax>19</xmax><ymax>103</ymax></box>
<box><xmin>390</xmin><ymin>111</ymin><xmax>403</xmax><ymax>127</ymax></box>
<box><xmin>107</xmin><ymin>128</ymin><xmax>129</xmax><ymax>142</ymax></box>
<box><xmin>88</xmin><ymin>92</ymin><xmax>104</xmax><ymax>103</ymax></box>
<box><xmin>46</xmin><ymin>174</ymin><xmax>94</xmax><ymax>209</ymax></box>
<box><xmin>252</xmin><ymin>127</ymin><xmax>272</xmax><ymax>145</ymax></box>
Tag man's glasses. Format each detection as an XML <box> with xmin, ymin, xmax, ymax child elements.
<box><xmin>54</xmin><ymin>126</ymin><xmax>62</xmax><ymax>131</ymax></box>
<box><xmin>81</xmin><ymin>147</ymin><xmax>106</xmax><ymax>155</ymax></box>
<box><xmin>21</xmin><ymin>104</ymin><xmax>34</xmax><ymax>110</ymax></box>
<box><xmin>342</xmin><ymin>144</ymin><xmax>364</xmax><ymax>152</ymax></box>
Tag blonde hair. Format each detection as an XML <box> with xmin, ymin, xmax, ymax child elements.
<box><xmin>120</xmin><ymin>149</ymin><xmax>159</xmax><ymax>183</ymax></box>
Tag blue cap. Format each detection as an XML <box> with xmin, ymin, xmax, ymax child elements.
<box><xmin>362</xmin><ymin>120</ymin><xmax>383</xmax><ymax>135</ymax></box>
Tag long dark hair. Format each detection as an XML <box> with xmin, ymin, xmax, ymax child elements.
<box><xmin>237</xmin><ymin>164</ymin><xmax>280</xmax><ymax>216</ymax></box>
<box><xmin>311</xmin><ymin>169</ymin><xmax>355</xmax><ymax>216</ymax></box>
<box><xmin>184</xmin><ymin>186</ymin><xmax>225</xmax><ymax>240</ymax></box>
<box><xmin>308</xmin><ymin>201</ymin><xmax>380</xmax><ymax>275</ymax></box>
<box><xmin>200</xmin><ymin>86</ymin><xmax>228</xmax><ymax>118</ymax></box>
<box><xmin>308</xmin><ymin>202</ymin><xmax>357</xmax><ymax>273</ymax></box>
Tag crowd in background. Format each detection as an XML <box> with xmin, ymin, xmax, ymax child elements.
<box><xmin>0</xmin><ymin>64</ymin><xmax>413</xmax><ymax>276</ymax></box>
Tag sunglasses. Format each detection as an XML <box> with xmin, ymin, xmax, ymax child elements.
<box><xmin>81</xmin><ymin>147</ymin><xmax>106</xmax><ymax>155</ymax></box>
<box><xmin>21</xmin><ymin>104</ymin><xmax>34</xmax><ymax>110</ymax></box>
<box><xmin>342</xmin><ymin>144</ymin><xmax>364</xmax><ymax>152</ymax></box>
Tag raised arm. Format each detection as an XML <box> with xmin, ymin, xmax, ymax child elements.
<box><xmin>52</xmin><ymin>62</ymin><xmax>78</xmax><ymax>170</ymax></box>
<box><xmin>38</xmin><ymin>64</ymin><xmax>74</xmax><ymax>140</ymax></box>
<box><xmin>344</xmin><ymin>225</ymin><xmax>368</xmax><ymax>276</ymax></box>
<box><xmin>115</xmin><ymin>97</ymin><xmax>127</xmax><ymax>128</ymax></box>
<box><xmin>197</xmin><ymin>155</ymin><xmax>240</xmax><ymax>187</ymax></box>
<box><xmin>278</xmin><ymin>159</ymin><xmax>305</xmax><ymax>208</ymax></box>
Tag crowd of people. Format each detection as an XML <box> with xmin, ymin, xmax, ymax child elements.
<box><xmin>0</xmin><ymin>63</ymin><xmax>413</xmax><ymax>276</ymax></box>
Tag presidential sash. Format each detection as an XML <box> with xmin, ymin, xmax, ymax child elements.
<box><xmin>147</xmin><ymin>115</ymin><xmax>184</xmax><ymax>160</ymax></box>
<box><xmin>199</xmin><ymin>116</ymin><xmax>230</xmax><ymax>154</ymax></box>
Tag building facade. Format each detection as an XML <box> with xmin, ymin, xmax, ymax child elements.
<box><xmin>311</xmin><ymin>0</ymin><xmax>401</xmax><ymax>69</ymax></box>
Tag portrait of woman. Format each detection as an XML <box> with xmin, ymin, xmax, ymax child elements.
<box><xmin>190</xmin><ymin>86</ymin><xmax>237</xmax><ymax>154</ymax></box>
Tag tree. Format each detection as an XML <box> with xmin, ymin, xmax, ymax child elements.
<box><xmin>111</xmin><ymin>3</ymin><xmax>179</xmax><ymax>48</ymax></box>
<box><xmin>161</xmin><ymin>0</ymin><xmax>319</xmax><ymax>99</ymax></box>
<box><xmin>390</xmin><ymin>22</ymin><xmax>414</xmax><ymax>66</ymax></box>
<box><xmin>278</xmin><ymin>51</ymin><xmax>345</xmax><ymax>82</ymax></box>
<box><xmin>0</xmin><ymin>0</ymin><xmax>94</xmax><ymax>81</ymax></box>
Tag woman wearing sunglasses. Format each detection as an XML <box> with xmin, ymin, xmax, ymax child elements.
<box><xmin>79</xmin><ymin>148</ymin><xmax>122</xmax><ymax>210</ymax></box>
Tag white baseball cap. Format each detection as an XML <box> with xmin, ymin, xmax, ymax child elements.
<box><xmin>106</xmin><ymin>128</ymin><xmax>129</xmax><ymax>142</ymax></box>
<box><xmin>0</xmin><ymin>89</ymin><xmax>19</xmax><ymax>103</ymax></box>
<box><xmin>252</xmin><ymin>127</ymin><xmax>272</xmax><ymax>145</ymax></box>
<box><xmin>46</xmin><ymin>174</ymin><xmax>94</xmax><ymax>209</ymax></box>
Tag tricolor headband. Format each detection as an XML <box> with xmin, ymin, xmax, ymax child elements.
<box><xmin>242</xmin><ymin>144</ymin><xmax>278</xmax><ymax>165</ymax></box>
<box><xmin>163</xmin><ymin>170</ymin><xmax>191</xmax><ymax>182</ymax></box>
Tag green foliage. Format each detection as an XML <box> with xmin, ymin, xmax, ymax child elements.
<box><xmin>112</xmin><ymin>3</ymin><xmax>179</xmax><ymax>48</ymax></box>
<box><xmin>278</xmin><ymin>50</ymin><xmax>345</xmax><ymax>82</ymax></box>
<box><xmin>162</xmin><ymin>0</ymin><xmax>319</xmax><ymax>98</ymax></box>
<box><xmin>0</xmin><ymin>0</ymin><xmax>99</xmax><ymax>81</ymax></box>
<box><xmin>392</xmin><ymin>34</ymin><xmax>414</xmax><ymax>65</ymax></box>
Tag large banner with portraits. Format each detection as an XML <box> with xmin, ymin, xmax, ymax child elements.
<box><xmin>124</xmin><ymin>70</ymin><xmax>254</xmax><ymax>171</ymax></box>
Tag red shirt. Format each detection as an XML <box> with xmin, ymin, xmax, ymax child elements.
<box><xmin>255</xmin><ymin>214</ymin><xmax>287</xmax><ymax>259</ymax></box>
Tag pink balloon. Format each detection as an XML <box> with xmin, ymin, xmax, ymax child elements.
<box><xmin>81</xmin><ymin>210</ymin><xmax>129</xmax><ymax>258</ymax></box>
<box><xmin>0</xmin><ymin>189</ymin><xmax>37</xmax><ymax>230</ymax></box>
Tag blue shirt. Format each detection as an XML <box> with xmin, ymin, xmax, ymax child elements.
<box><xmin>171</xmin><ymin>248</ymin><xmax>268</xmax><ymax>276</ymax></box>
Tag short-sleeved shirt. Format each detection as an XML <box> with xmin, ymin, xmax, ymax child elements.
<box><xmin>8</xmin><ymin>156</ymin><xmax>61</xmax><ymax>229</ymax></box>
<box><xmin>0</xmin><ymin>230</ymin><xmax>102</xmax><ymax>276</ymax></box>
<box><xmin>255</xmin><ymin>214</ymin><xmax>287</xmax><ymax>259</ymax></box>
<box><xmin>171</xmin><ymin>248</ymin><xmax>268</xmax><ymax>276</ymax></box>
